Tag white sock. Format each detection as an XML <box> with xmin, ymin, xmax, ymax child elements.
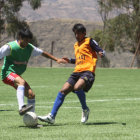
<box><xmin>17</xmin><ymin>85</ymin><xmax>25</xmax><ymax>110</ymax></box>
<box><xmin>27</xmin><ymin>99</ymin><xmax>35</xmax><ymax>112</ymax></box>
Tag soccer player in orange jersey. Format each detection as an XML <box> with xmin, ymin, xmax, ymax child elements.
<box><xmin>38</xmin><ymin>23</ymin><xmax>105</xmax><ymax>124</ymax></box>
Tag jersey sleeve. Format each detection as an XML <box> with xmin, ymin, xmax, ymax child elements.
<box><xmin>0</xmin><ymin>44</ymin><xmax>11</xmax><ymax>59</ymax></box>
<box><xmin>69</xmin><ymin>58</ymin><xmax>76</xmax><ymax>64</ymax></box>
<box><xmin>90</xmin><ymin>38</ymin><xmax>103</xmax><ymax>53</ymax></box>
<box><xmin>31</xmin><ymin>45</ymin><xmax>43</xmax><ymax>57</ymax></box>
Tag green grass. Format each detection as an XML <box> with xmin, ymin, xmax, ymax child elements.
<box><xmin>0</xmin><ymin>67</ymin><xmax>140</xmax><ymax>140</ymax></box>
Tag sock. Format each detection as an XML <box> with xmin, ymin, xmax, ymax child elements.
<box><xmin>17</xmin><ymin>85</ymin><xmax>25</xmax><ymax>110</ymax></box>
<box><xmin>51</xmin><ymin>92</ymin><xmax>65</xmax><ymax>118</ymax></box>
<box><xmin>27</xmin><ymin>99</ymin><xmax>35</xmax><ymax>112</ymax></box>
<box><xmin>74</xmin><ymin>90</ymin><xmax>88</xmax><ymax>110</ymax></box>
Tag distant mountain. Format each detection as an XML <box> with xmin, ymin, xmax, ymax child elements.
<box><xmin>1</xmin><ymin>1</ymin><xmax>135</xmax><ymax>68</ymax></box>
<box><xmin>0</xmin><ymin>18</ymin><xmax>136</xmax><ymax>68</ymax></box>
<box><xmin>19</xmin><ymin>0</ymin><xmax>102</xmax><ymax>22</ymax></box>
<box><xmin>27</xmin><ymin>18</ymin><xmax>103</xmax><ymax>67</ymax></box>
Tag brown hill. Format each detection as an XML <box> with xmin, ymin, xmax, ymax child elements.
<box><xmin>0</xmin><ymin>19</ymin><xmax>136</xmax><ymax>68</ymax></box>
<box><xmin>20</xmin><ymin>0</ymin><xmax>101</xmax><ymax>22</ymax></box>
<box><xmin>28</xmin><ymin>18</ymin><xmax>102</xmax><ymax>67</ymax></box>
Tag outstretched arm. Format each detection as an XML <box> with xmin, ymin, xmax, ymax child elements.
<box><xmin>31</xmin><ymin>46</ymin><xmax>67</xmax><ymax>64</ymax></box>
<box><xmin>42</xmin><ymin>51</ymin><xmax>67</xmax><ymax>64</ymax></box>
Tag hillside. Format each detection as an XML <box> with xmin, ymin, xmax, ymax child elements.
<box><xmin>28</xmin><ymin>18</ymin><xmax>102</xmax><ymax>67</ymax></box>
<box><xmin>20</xmin><ymin>0</ymin><xmax>101</xmax><ymax>22</ymax></box>
<box><xmin>0</xmin><ymin>19</ymin><xmax>137</xmax><ymax>68</ymax></box>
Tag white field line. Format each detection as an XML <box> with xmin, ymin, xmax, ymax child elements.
<box><xmin>37</xmin><ymin>106</ymin><xmax>80</xmax><ymax>109</ymax></box>
<box><xmin>1</xmin><ymin>98</ymin><xmax>140</xmax><ymax>107</ymax></box>
<box><xmin>85</xmin><ymin>98</ymin><xmax>140</xmax><ymax>103</ymax></box>
<box><xmin>0</xmin><ymin>104</ymin><xmax>80</xmax><ymax>109</ymax></box>
<box><xmin>46</xmin><ymin>97</ymin><xmax>140</xmax><ymax>104</ymax></box>
<box><xmin>0</xmin><ymin>104</ymin><xmax>14</xmax><ymax>106</ymax></box>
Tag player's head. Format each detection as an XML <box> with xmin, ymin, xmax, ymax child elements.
<box><xmin>18</xmin><ymin>28</ymin><xmax>33</xmax><ymax>40</ymax></box>
<box><xmin>72</xmin><ymin>23</ymin><xmax>86</xmax><ymax>34</ymax></box>
<box><xmin>17</xmin><ymin>28</ymin><xmax>33</xmax><ymax>47</ymax></box>
<box><xmin>72</xmin><ymin>23</ymin><xmax>86</xmax><ymax>42</ymax></box>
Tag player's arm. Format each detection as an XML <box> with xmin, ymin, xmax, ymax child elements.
<box><xmin>31</xmin><ymin>46</ymin><xmax>67</xmax><ymax>64</ymax></box>
<box><xmin>42</xmin><ymin>51</ymin><xmax>63</xmax><ymax>63</ymax></box>
<box><xmin>0</xmin><ymin>44</ymin><xmax>11</xmax><ymax>60</ymax></box>
<box><xmin>90</xmin><ymin>38</ymin><xmax>105</xmax><ymax>57</ymax></box>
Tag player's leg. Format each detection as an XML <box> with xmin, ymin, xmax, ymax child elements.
<box><xmin>74</xmin><ymin>78</ymin><xmax>89</xmax><ymax>109</ymax></box>
<box><xmin>50</xmin><ymin>82</ymin><xmax>73</xmax><ymax>117</ymax></box>
<box><xmin>74</xmin><ymin>78</ymin><xmax>88</xmax><ymax>110</ymax></box>
<box><xmin>38</xmin><ymin>73</ymin><xmax>79</xmax><ymax>124</ymax></box>
<box><xmin>2</xmin><ymin>73</ymin><xmax>33</xmax><ymax>115</ymax></box>
<box><xmin>38</xmin><ymin>82</ymin><xmax>73</xmax><ymax>124</ymax></box>
<box><xmin>14</xmin><ymin>76</ymin><xmax>34</xmax><ymax>115</ymax></box>
<box><xmin>14</xmin><ymin>76</ymin><xmax>26</xmax><ymax>110</ymax></box>
<box><xmin>24</xmin><ymin>83</ymin><xmax>35</xmax><ymax>112</ymax></box>
<box><xmin>73</xmin><ymin>79</ymin><xmax>89</xmax><ymax>123</ymax></box>
<box><xmin>73</xmin><ymin>71</ymin><xmax>95</xmax><ymax>123</ymax></box>
<box><xmin>51</xmin><ymin>72</ymin><xmax>79</xmax><ymax>118</ymax></box>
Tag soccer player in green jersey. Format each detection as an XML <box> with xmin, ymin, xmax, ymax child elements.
<box><xmin>0</xmin><ymin>28</ymin><xmax>66</xmax><ymax>115</ymax></box>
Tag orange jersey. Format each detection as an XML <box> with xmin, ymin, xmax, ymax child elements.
<box><xmin>73</xmin><ymin>38</ymin><xmax>97</xmax><ymax>73</ymax></box>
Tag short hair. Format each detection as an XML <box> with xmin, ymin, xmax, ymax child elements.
<box><xmin>72</xmin><ymin>23</ymin><xmax>86</xmax><ymax>33</ymax></box>
<box><xmin>17</xmin><ymin>28</ymin><xmax>33</xmax><ymax>39</ymax></box>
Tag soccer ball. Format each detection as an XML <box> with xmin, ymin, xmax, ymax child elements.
<box><xmin>23</xmin><ymin>112</ymin><xmax>38</xmax><ymax>127</ymax></box>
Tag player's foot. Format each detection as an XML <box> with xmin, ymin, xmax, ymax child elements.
<box><xmin>81</xmin><ymin>108</ymin><xmax>90</xmax><ymax>123</ymax></box>
<box><xmin>38</xmin><ymin>113</ymin><xmax>55</xmax><ymax>124</ymax></box>
<box><xmin>19</xmin><ymin>105</ymin><xmax>33</xmax><ymax>116</ymax></box>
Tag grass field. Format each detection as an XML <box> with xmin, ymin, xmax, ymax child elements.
<box><xmin>0</xmin><ymin>67</ymin><xmax>140</xmax><ymax>140</ymax></box>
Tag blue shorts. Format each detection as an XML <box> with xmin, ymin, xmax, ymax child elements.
<box><xmin>67</xmin><ymin>71</ymin><xmax>95</xmax><ymax>92</ymax></box>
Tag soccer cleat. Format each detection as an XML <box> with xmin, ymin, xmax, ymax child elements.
<box><xmin>81</xmin><ymin>108</ymin><xmax>90</xmax><ymax>123</ymax></box>
<box><xmin>19</xmin><ymin>105</ymin><xmax>33</xmax><ymax>115</ymax></box>
<box><xmin>38</xmin><ymin>113</ymin><xmax>55</xmax><ymax>124</ymax></box>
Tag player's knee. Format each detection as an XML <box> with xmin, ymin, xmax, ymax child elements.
<box><xmin>28</xmin><ymin>93</ymin><xmax>35</xmax><ymax>99</ymax></box>
<box><xmin>60</xmin><ymin>89</ymin><xmax>68</xmax><ymax>95</ymax></box>
<box><xmin>60</xmin><ymin>90</ymin><xmax>65</xmax><ymax>94</ymax></box>
<box><xmin>73</xmin><ymin>86</ymin><xmax>80</xmax><ymax>91</ymax></box>
<box><xmin>31</xmin><ymin>93</ymin><xmax>35</xmax><ymax>99</ymax></box>
<box><xmin>26</xmin><ymin>89</ymin><xmax>35</xmax><ymax>99</ymax></box>
<box><xmin>18</xmin><ymin>79</ymin><xmax>26</xmax><ymax>86</ymax></box>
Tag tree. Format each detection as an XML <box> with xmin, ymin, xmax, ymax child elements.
<box><xmin>97</xmin><ymin>0</ymin><xmax>140</xmax><ymax>67</ymax></box>
<box><xmin>97</xmin><ymin>0</ymin><xmax>112</xmax><ymax>30</ymax></box>
<box><xmin>0</xmin><ymin>0</ymin><xmax>42</xmax><ymax>43</ymax></box>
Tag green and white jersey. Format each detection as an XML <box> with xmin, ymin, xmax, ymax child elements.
<box><xmin>1</xmin><ymin>41</ymin><xmax>34</xmax><ymax>80</ymax></box>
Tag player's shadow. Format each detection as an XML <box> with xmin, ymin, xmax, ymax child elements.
<box><xmin>19</xmin><ymin>126</ymin><xmax>41</xmax><ymax>129</ymax></box>
<box><xmin>19</xmin><ymin>124</ymin><xmax>44</xmax><ymax>129</ymax></box>
<box><xmin>85</xmin><ymin>122</ymin><xmax>126</xmax><ymax>126</ymax></box>
<box><xmin>19</xmin><ymin>122</ymin><xmax>126</xmax><ymax>128</ymax></box>
<box><xmin>0</xmin><ymin>109</ymin><xmax>14</xmax><ymax>112</ymax></box>
<box><xmin>19</xmin><ymin>124</ymin><xmax>58</xmax><ymax>129</ymax></box>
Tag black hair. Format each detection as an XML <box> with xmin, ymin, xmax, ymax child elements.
<box><xmin>17</xmin><ymin>28</ymin><xmax>33</xmax><ymax>39</ymax></box>
<box><xmin>72</xmin><ymin>23</ymin><xmax>86</xmax><ymax>33</ymax></box>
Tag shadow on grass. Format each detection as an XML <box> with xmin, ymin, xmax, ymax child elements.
<box><xmin>19</xmin><ymin>126</ymin><xmax>41</xmax><ymax>129</ymax></box>
<box><xmin>36</xmin><ymin>122</ymin><xmax>127</xmax><ymax>127</ymax></box>
<box><xmin>19</xmin><ymin>122</ymin><xmax>126</xmax><ymax>129</ymax></box>
<box><xmin>86</xmin><ymin>122</ymin><xmax>126</xmax><ymax>126</ymax></box>
<box><xmin>0</xmin><ymin>109</ymin><xmax>14</xmax><ymax>112</ymax></box>
<box><xmin>19</xmin><ymin>124</ymin><xmax>43</xmax><ymax>129</ymax></box>
<box><xmin>19</xmin><ymin>123</ymin><xmax>61</xmax><ymax>129</ymax></box>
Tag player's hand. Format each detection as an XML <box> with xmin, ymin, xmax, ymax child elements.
<box><xmin>62</xmin><ymin>57</ymin><xmax>70</xmax><ymax>63</ymax></box>
<box><xmin>98</xmin><ymin>50</ymin><xmax>105</xmax><ymax>58</ymax></box>
<box><xmin>57</xmin><ymin>58</ymin><xmax>68</xmax><ymax>64</ymax></box>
